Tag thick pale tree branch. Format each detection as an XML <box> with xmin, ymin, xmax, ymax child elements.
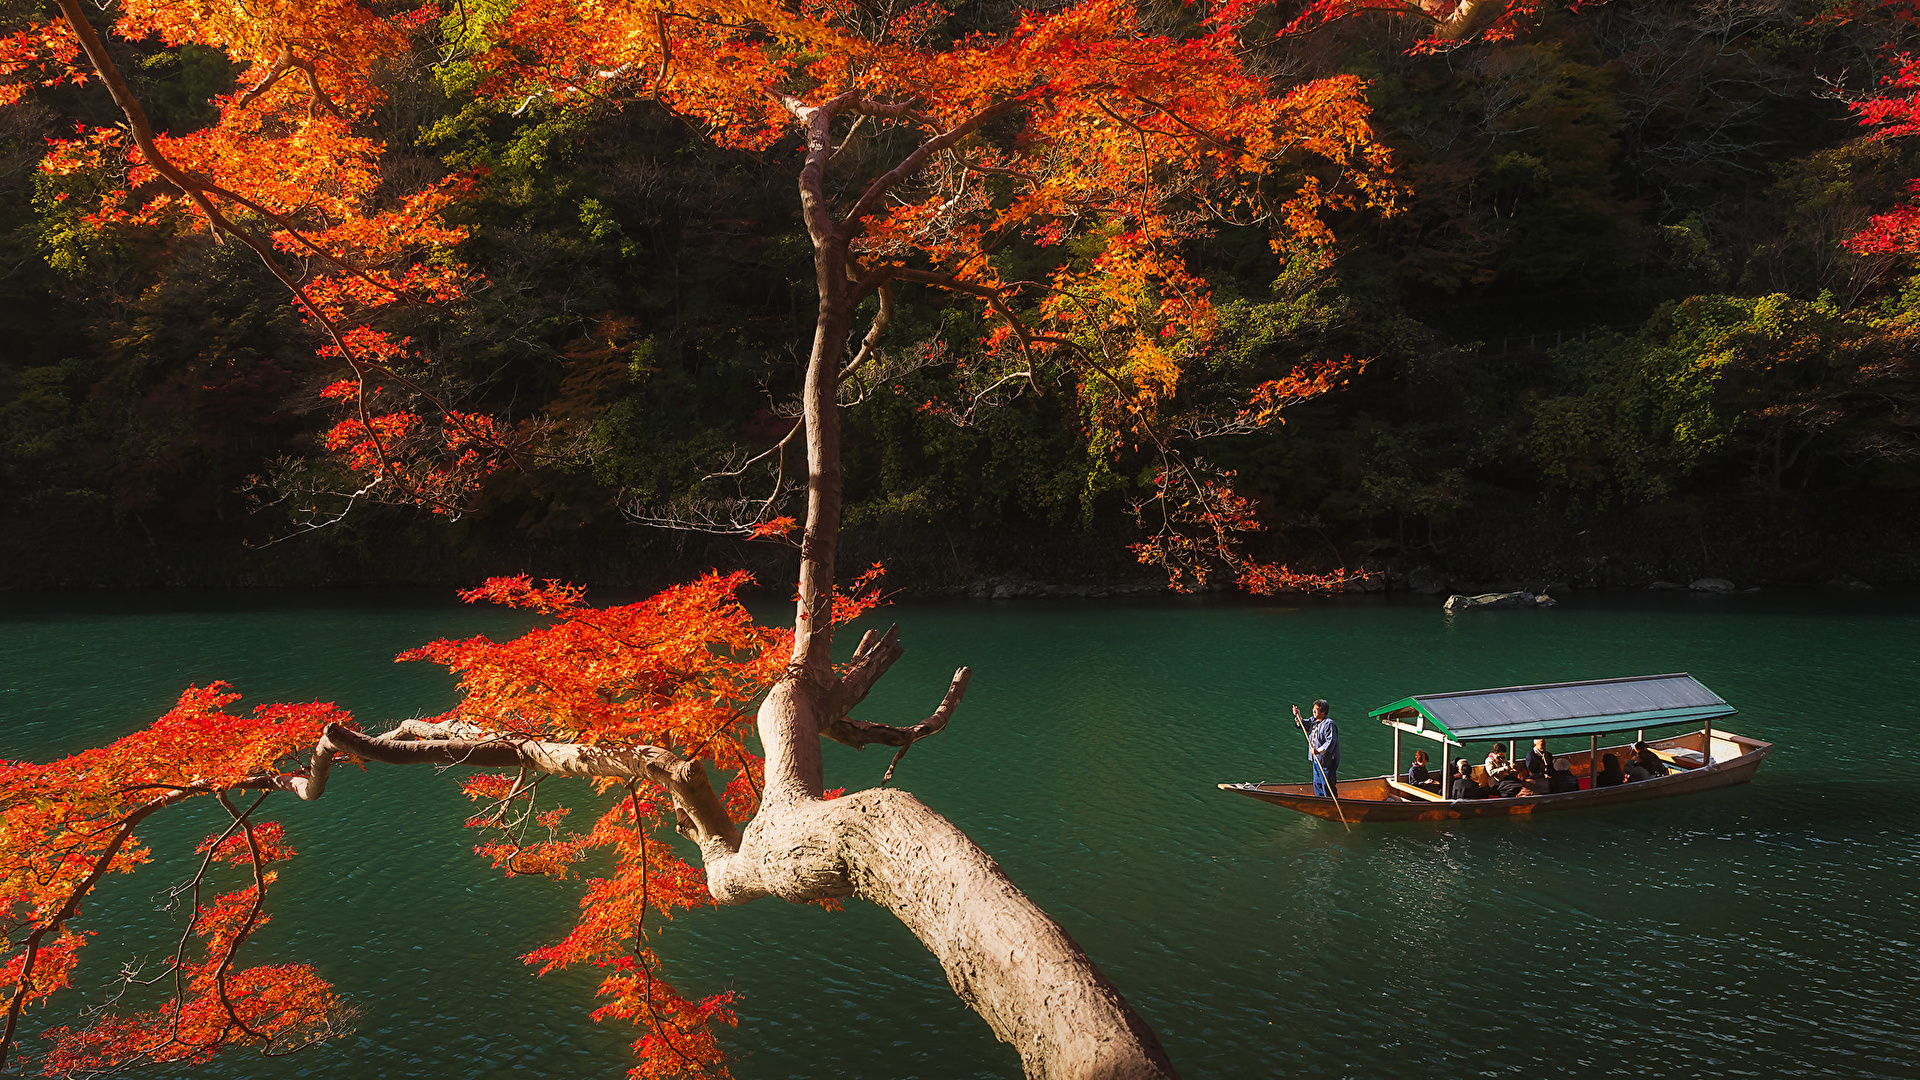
<box><xmin>238</xmin><ymin>723</ymin><xmax>742</xmax><ymax>858</ymax></box>
<box><xmin>781</xmin><ymin>91</ymin><xmax>859</xmax><ymax>245</ymax></box>
<box><xmin>1429</xmin><ymin>0</ymin><xmax>1510</xmax><ymax>39</ymax></box>
<box><xmin>834</xmin><ymin>666</ymin><xmax>967</xmax><ymax>748</ymax></box>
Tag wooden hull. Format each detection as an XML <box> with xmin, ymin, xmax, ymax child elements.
<box><xmin>1218</xmin><ymin>731</ymin><xmax>1771</xmax><ymax>823</ymax></box>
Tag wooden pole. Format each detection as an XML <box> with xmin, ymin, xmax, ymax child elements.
<box><xmin>1439</xmin><ymin>740</ymin><xmax>1448</xmax><ymax>800</ymax></box>
<box><xmin>1702</xmin><ymin>719</ymin><xmax>1714</xmax><ymax>765</ymax></box>
<box><xmin>1589</xmin><ymin>734</ymin><xmax>1599</xmax><ymax>790</ymax></box>
<box><xmin>1393</xmin><ymin>726</ymin><xmax>1401</xmax><ymax>782</ymax></box>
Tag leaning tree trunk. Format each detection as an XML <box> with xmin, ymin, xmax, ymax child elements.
<box><xmin>712</xmin><ymin>104</ymin><xmax>1181</xmax><ymax>1079</ymax></box>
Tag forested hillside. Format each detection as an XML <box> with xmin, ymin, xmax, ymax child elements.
<box><xmin>3</xmin><ymin>0</ymin><xmax>1917</xmax><ymax>591</ymax></box>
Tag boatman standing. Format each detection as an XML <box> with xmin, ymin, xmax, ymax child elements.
<box><xmin>1292</xmin><ymin>700</ymin><xmax>1340</xmax><ymax>797</ymax></box>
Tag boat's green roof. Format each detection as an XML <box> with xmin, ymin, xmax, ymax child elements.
<box><xmin>1368</xmin><ymin>673</ymin><xmax>1735</xmax><ymax>742</ymax></box>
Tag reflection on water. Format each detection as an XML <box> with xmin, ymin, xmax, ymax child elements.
<box><xmin>2</xmin><ymin>589</ymin><xmax>1917</xmax><ymax>1078</ymax></box>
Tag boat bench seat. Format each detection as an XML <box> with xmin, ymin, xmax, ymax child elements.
<box><xmin>1387</xmin><ymin>778</ymin><xmax>1448</xmax><ymax>803</ymax></box>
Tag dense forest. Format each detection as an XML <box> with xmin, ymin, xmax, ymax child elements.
<box><xmin>3</xmin><ymin>0</ymin><xmax>1917</xmax><ymax>593</ymax></box>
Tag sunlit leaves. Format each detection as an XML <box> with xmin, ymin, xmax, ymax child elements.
<box><xmin>0</xmin><ymin>686</ymin><xmax>349</xmax><ymax>1073</ymax></box>
<box><xmin>396</xmin><ymin>572</ymin><xmax>787</xmax><ymax>1079</ymax></box>
<box><xmin>0</xmin><ymin>18</ymin><xmax>82</xmax><ymax>107</ymax></box>
<box><xmin>1837</xmin><ymin>4</ymin><xmax>1920</xmax><ymax>255</ymax></box>
<box><xmin>38</xmin><ymin>885</ymin><xmax>347</xmax><ymax>1074</ymax></box>
<box><xmin>403</xmin><ymin>570</ymin><xmax>784</xmax><ymax>747</ymax></box>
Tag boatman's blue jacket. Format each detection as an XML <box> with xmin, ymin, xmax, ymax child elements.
<box><xmin>1307</xmin><ymin>716</ymin><xmax>1340</xmax><ymax>774</ymax></box>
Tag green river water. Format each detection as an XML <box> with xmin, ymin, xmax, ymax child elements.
<box><xmin>3</xmin><ymin>589</ymin><xmax>1918</xmax><ymax>1079</ymax></box>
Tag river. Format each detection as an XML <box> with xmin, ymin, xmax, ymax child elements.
<box><xmin>3</xmin><ymin>588</ymin><xmax>1917</xmax><ymax>1079</ymax></box>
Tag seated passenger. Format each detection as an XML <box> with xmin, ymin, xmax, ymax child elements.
<box><xmin>1492</xmin><ymin>765</ymin><xmax>1522</xmax><ymax>798</ymax></box>
<box><xmin>1450</xmin><ymin>759</ymin><xmax>1487</xmax><ymax>800</ymax></box>
<box><xmin>1514</xmin><ymin>764</ymin><xmax>1550</xmax><ymax>797</ymax></box>
<box><xmin>1624</xmin><ymin>755</ymin><xmax>1654</xmax><ymax>782</ymax></box>
<box><xmin>1406</xmin><ymin>749</ymin><xmax>1441</xmax><ymax>791</ymax></box>
<box><xmin>1548</xmin><ymin>758</ymin><xmax>1580</xmax><ymax>794</ymax></box>
<box><xmin>1595</xmin><ymin>753</ymin><xmax>1626</xmax><ymax>787</ymax></box>
<box><xmin>1525</xmin><ymin>738</ymin><xmax>1551</xmax><ymax>780</ymax></box>
<box><xmin>1632</xmin><ymin>741</ymin><xmax>1671</xmax><ymax>777</ymax></box>
<box><xmin>1484</xmin><ymin>744</ymin><xmax>1516</xmax><ymax>783</ymax></box>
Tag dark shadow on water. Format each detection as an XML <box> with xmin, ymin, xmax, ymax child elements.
<box><xmin>0</xmin><ymin>587</ymin><xmax>473</xmax><ymax>622</ymax></box>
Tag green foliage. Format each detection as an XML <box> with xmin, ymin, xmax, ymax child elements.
<box><xmin>1353</xmin><ymin>424</ymin><xmax>1470</xmax><ymax>524</ymax></box>
<box><xmin>34</xmin><ymin>164</ymin><xmax>124</xmax><ymax>280</ymax></box>
<box><xmin>0</xmin><ymin>365</ymin><xmax>80</xmax><ymax>484</ymax></box>
<box><xmin>1523</xmin><ymin>288</ymin><xmax>1919</xmax><ymax>503</ymax></box>
<box><xmin>1523</xmin><ymin>322</ymin><xmax>1729</xmax><ymax>506</ymax></box>
<box><xmin>135</xmin><ymin>44</ymin><xmax>236</xmax><ymax>134</ymax></box>
<box><xmin>1210</xmin><ymin>256</ymin><xmax>1349</xmax><ymax>374</ymax></box>
<box><xmin>842</xmin><ymin>364</ymin><xmax>1103</xmax><ymax>531</ymax></box>
<box><xmin>0</xmin><ymin>0</ymin><xmax>46</xmax><ymax>35</ymax></box>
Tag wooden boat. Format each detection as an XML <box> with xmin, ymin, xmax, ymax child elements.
<box><xmin>1220</xmin><ymin>673</ymin><xmax>1771</xmax><ymax>823</ymax></box>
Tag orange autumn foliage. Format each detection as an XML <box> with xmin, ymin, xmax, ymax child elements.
<box><xmin>0</xmin><ymin>686</ymin><xmax>352</xmax><ymax>1072</ymax></box>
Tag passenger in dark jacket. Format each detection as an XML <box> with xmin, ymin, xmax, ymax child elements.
<box><xmin>1525</xmin><ymin>739</ymin><xmax>1551</xmax><ymax>782</ymax></box>
<box><xmin>1406</xmin><ymin>749</ymin><xmax>1441</xmax><ymax>791</ymax></box>
<box><xmin>1450</xmin><ymin>759</ymin><xmax>1487</xmax><ymax>800</ymax></box>
<box><xmin>1548</xmin><ymin>759</ymin><xmax>1580</xmax><ymax>794</ymax></box>
<box><xmin>1514</xmin><ymin>764</ymin><xmax>1550</xmax><ymax>797</ymax></box>
<box><xmin>1632</xmin><ymin>741</ymin><xmax>1670</xmax><ymax>777</ymax></box>
<box><xmin>1595</xmin><ymin>753</ymin><xmax>1627</xmax><ymax>787</ymax></box>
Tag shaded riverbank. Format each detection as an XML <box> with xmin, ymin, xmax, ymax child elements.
<box><xmin>5</xmin><ymin>488</ymin><xmax>1918</xmax><ymax>596</ymax></box>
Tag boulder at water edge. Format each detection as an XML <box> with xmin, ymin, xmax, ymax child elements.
<box><xmin>1690</xmin><ymin>578</ymin><xmax>1737</xmax><ymax>593</ymax></box>
<box><xmin>1443</xmin><ymin>592</ymin><xmax>1558</xmax><ymax>612</ymax></box>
